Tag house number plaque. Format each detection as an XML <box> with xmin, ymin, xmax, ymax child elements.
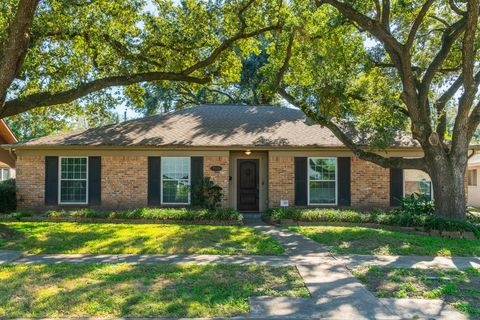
<box><xmin>210</xmin><ymin>166</ymin><xmax>222</xmax><ymax>172</ymax></box>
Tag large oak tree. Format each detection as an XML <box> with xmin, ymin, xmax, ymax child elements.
<box><xmin>274</xmin><ymin>0</ymin><xmax>480</xmax><ymax>219</ymax></box>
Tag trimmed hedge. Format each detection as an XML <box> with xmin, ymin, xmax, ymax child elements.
<box><xmin>44</xmin><ymin>207</ymin><xmax>243</xmax><ymax>222</ymax></box>
<box><xmin>0</xmin><ymin>179</ymin><xmax>16</xmax><ymax>213</ymax></box>
<box><xmin>263</xmin><ymin>208</ymin><xmax>480</xmax><ymax>237</ymax></box>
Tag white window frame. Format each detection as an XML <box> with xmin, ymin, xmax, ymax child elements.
<box><xmin>58</xmin><ymin>156</ymin><xmax>89</xmax><ymax>205</ymax></box>
<box><xmin>403</xmin><ymin>169</ymin><xmax>434</xmax><ymax>200</ymax></box>
<box><xmin>161</xmin><ymin>156</ymin><xmax>191</xmax><ymax>205</ymax></box>
<box><xmin>0</xmin><ymin>168</ymin><xmax>10</xmax><ymax>181</ymax></box>
<box><xmin>307</xmin><ymin>157</ymin><xmax>338</xmax><ymax>206</ymax></box>
<box><xmin>468</xmin><ymin>169</ymin><xmax>477</xmax><ymax>186</ymax></box>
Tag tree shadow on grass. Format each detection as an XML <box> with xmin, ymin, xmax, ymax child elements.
<box><xmin>294</xmin><ymin>226</ymin><xmax>480</xmax><ymax>257</ymax></box>
<box><xmin>0</xmin><ymin>224</ymin><xmax>24</xmax><ymax>240</ymax></box>
<box><xmin>0</xmin><ymin>263</ymin><xmax>305</xmax><ymax>318</ymax></box>
<box><xmin>1</xmin><ymin>223</ymin><xmax>283</xmax><ymax>255</ymax></box>
<box><xmin>0</xmin><ymin>223</ymin><xmax>117</xmax><ymax>253</ymax></box>
<box><xmin>88</xmin><ymin>224</ymin><xmax>282</xmax><ymax>255</ymax></box>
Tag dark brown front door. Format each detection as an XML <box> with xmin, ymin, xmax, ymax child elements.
<box><xmin>237</xmin><ymin>159</ymin><xmax>259</xmax><ymax>212</ymax></box>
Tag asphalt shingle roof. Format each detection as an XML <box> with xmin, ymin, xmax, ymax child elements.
<box><xmin>14</xmin><ymin>105</ymin><xmax>416</xmax><ymax>148</ymax></box>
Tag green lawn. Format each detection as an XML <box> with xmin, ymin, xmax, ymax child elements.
<box><xmin>353</xmin><ymin>266</ymin><xmax>480</xmax><ymax>317</ymax></box>
<box><xmin>0</xmin><ymin>222</ymin><xmax>283</xmax><ymax>255</ymax></box>
<box><xmin>288</xmin><ymin>226</ymin><xmax>480</xmax><ymax>256</ymax></box>
<box><xmin>0</xmin><ymin>263</ymin><xmax>309</xmax><ymax>318</ymax></box>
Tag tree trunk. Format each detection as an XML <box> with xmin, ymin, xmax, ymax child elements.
<box><xmin>425</xmin><ymin>150</ymin><xmax>467</xmax><ymax>220</ymax></box>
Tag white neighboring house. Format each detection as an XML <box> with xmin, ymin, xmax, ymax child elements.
<box><xmin>467</xmin><ymin>154</ymin><xmax>480</xmax><ymax>207</ymax></box>
<box><xmin>0</xmin><ymin>119</ymin><xmax>16</xmax><ymax>181</ymax></box>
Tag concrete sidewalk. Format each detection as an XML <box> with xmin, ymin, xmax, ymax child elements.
<box><xmin>2</xmin><ymin>251</ymin><xmax>479</xmax><ymax>270</ymax></box>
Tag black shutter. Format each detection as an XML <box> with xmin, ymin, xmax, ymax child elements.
<box><xmin>190</xmin><ymin>157</ymin><xmax>204</xmax><ymax>206</ymax></box>
<box><xmin>390</xmin><ymin>168</ymin><xmax>404</xmax><ymax>206</ymax></box>
<box><xmin>45</xmin><ymin>156</ymin><xmax>59</xmax><ymax>205</ymax></box>
<box><xmin>88</xmin><ymin>157</ymin><xmax>101</xmax><ymax>205</ymax></box>
<box><xmin>337</xmin><ymin>157</ymin><xmax>351</xmax><ymax>206</ymax></box>
<box><xmin>148</xmin><ymin>157</ymin><xmax>161</xmax><ymax>206</ymax></box>
<box><xmin>294</xmin><ymin>157</ymin><xmax>308</xmax><ymax>206</ymax></box>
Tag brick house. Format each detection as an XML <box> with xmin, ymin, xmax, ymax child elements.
<box><xmin>4</xmin><ymin>105</ymin><xmax>434</xmax><ymax>212</ymax></box>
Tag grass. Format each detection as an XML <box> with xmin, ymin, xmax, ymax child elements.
<box><xmin>288</xmin><ymin>226</ymin><xmax>480</xmax><ymax>256</ymax></box>
<box><xmin>353</xmin><ymin>266</ymin><xmax>480</xmax><ymax>318</ymax></box>
<box><xmin>0</xmin><ymin>222</ymin><xmax>284</xmax><ymax>255</ymax></box>
<box><xmin>0</xmin><ymin>263</ymin><xmax>309</xmax><ymax>318</ymax></box>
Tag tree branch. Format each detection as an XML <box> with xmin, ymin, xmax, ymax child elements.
<box><xmin>2</xmin><ymin>73</ymin><xmax>210</xmax><ymax>117</ymax></box>
<box><xmin>0</xmin><ymin>0</ymin><xmax>39</xmax><ymax>109</ymax></box>
<box><xmin>317</xmin><ymin>0</ymin><xmax>403</xmax><ymax>55</ymax></box>
<box><xmin>419</xmin><ymin>17</ymin><xmax>466</xmax><ymax>105</ymax></box>
<box><xmin>405</xmin><ymin>0</ymin><xmax>435</xmax><ymax>50</ymax></box>
<box><xmin>373</xmin><ymin>0</ymin><xmax>381</xmax><ymax>21</ymax></box>
<box><xmin>452</xmin><ymin>0</ymin><xmax>479</xmax><ymax>157</ymax></box>
<box><xmin>449</xmin><ymin>0</ymin><xmax>467</xmax><ymax>15</ymax></box>
<box><xmin>381</xmin><ymin>0</ymin><xmax>390</xmax><ymax>31</ymax></box>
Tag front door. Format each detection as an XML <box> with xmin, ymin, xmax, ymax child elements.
<box><xmin>237</xmin><ymin>159</ymin><xmax>259</xmax><ymax>212</ymax></box>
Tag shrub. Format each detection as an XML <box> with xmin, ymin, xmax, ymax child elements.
<box><xmin>264</xmin><ymin>208</ymin><xmax>300</xmax><ymax>221</ymax></box>
<box><xmin>7</xmin><ymin>211</ymin><xmax>32</xmax><ymax>220</ymax></box>
<box><xmin>46</xmin><ymin>207</ymin><xmax>242</xmax><ymax>222</ymax></box>
<box><xmin>263</xmin><ymin>207</ymin><xmax>479</xmax><ymax>237</ymax></box>
<box><xmin>0</xmin><ymin>179</ymin><xmax>16</xmax><ymax>213</ymax></box>
<box><xmin>192</xmin><ymin>177</ymin><xmax>223</xmax><ymax>210</ymax></box>
<box><xmin>399</xmin><ymin>193</ymin><xmax>435</xmax><ymax>216</ymax></box>
<box><xmin>47</xmin><ymin>209</ymin><xmax>105</xmax><ymax>219</ymax></box>
<box><xmin>423</xmin><ymin>215</ymin><xmax>480</xmax><ymax>236</ymax></box>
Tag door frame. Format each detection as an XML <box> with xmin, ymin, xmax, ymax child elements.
<box><xmin>237</xmin><ymin>159</ymin><xmax>259</xmax><ymax>212</ymax></box>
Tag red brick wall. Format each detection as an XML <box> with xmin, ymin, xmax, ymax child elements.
<box><xmin>101</xmin><ymin>156</ymin><xmax>148</xmax><ymax>209</ymax></box>
<box><xmin>204</xmin><ymin>156</ymin><xmax>230</xmax><ymax>207</ymax></box>
<box><xmin>268</xmin><ymin>156</ymin><xmax>295</xmax><ymax>208</ymax></box>
<box><xmin>351</xmin><ymin>157</ymin><xmax>390</xmax><ymax>208</ymax></box>
<box><xmin>16</xmin><ymin>155</ymin><xmax>45</xmax><ymax>211</ymax></box>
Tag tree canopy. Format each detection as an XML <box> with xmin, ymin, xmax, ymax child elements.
<box><xmin>0</xmin><ymin>0</ymin><xmax>282</xmax><ymax>138</ymax></box>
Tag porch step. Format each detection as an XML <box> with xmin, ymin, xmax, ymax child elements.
<box><xmin>242</xmin><ymin>212</ymin><xmax>263</xmax><ymax>225</ymax></box>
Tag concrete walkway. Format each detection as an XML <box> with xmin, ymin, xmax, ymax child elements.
<box><xmin>0</xmin><ymin>224</ymin><xmax>475</xmax><ymax>319</ymax></box>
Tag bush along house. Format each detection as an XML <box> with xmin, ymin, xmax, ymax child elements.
<box><xmin>4</xmin><ymin>105</ymin><xmax>443</xmax><ymax>212</ymax></box>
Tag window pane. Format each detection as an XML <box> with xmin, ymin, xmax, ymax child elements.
<box><xmin>468</xmin><ymin>170</ymin><xmax>477</xmax><ymax>186</ymax></box>
<box><xmin>404</xmin><ymin>169</ymin><xmax>432</xmax><ymax>200</ymax></box>
<box><xmin>60</xmin><ymin>157</ymin><xmax>88</xmax><ymax>203</ymax></box>
<box><xmin>309</xmin><ymin>181</ymin><xmax>336</xmax><ymax>204</ymax></box>
<box><xmin>309</xmin><ymin>158</ymin><xmax>336</xmax><ymax>181</ymax></box>
<box><xmin>60</xmin><ymin>180</ymin><xmax>87</xmax><ymax>203</ymax></box>
<box><xmin>162</xmin><ymin>157</ymin><xmax>190</xmax><ymax>180</ymax></box>
<box><xmin>61</xmin><ymin>157</ymin><xmax>87</xmax><ymax>180</ymax></box>
<box><xmin>161</xmin><ymin>157</ymin><xmax>190</xmax><ymax>204</ymax></box>
<box><xmin>162</xmin><ymin>180</ymin><xmax>189</xmax><ymax>203</ymax></box>
<box><xmin>0</xmin><ymin>169</ymin><xmax>9</xmax><ymax>181</ymax></box>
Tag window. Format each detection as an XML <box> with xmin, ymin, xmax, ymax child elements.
<box><xmin>308</xmin><ymin>157</ymin><xmax>337</xmax><ymax>205</ymax></box>
<box><xmin>468</xmin><ymin>169</ymin><xmax>477</xmax><ymax>186</ymax></box>
<box><xmin>0</xmin><ymin>168</ymin><xmax>10</xmax><ymax>181</ymax></box>
<box><xmin>404</xmin><ymin>169</ymin><xmax>432</xmax><ymax>200</ymax></box>
<box><xmin>161</xmin><ymin>157</ymin><xmax>190</xmax><ymax>204</ymax></box>
<box><xmin>59</xmin><ymin>157</ymin><xmax>88</xmax><ymax>204</ymax></box>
